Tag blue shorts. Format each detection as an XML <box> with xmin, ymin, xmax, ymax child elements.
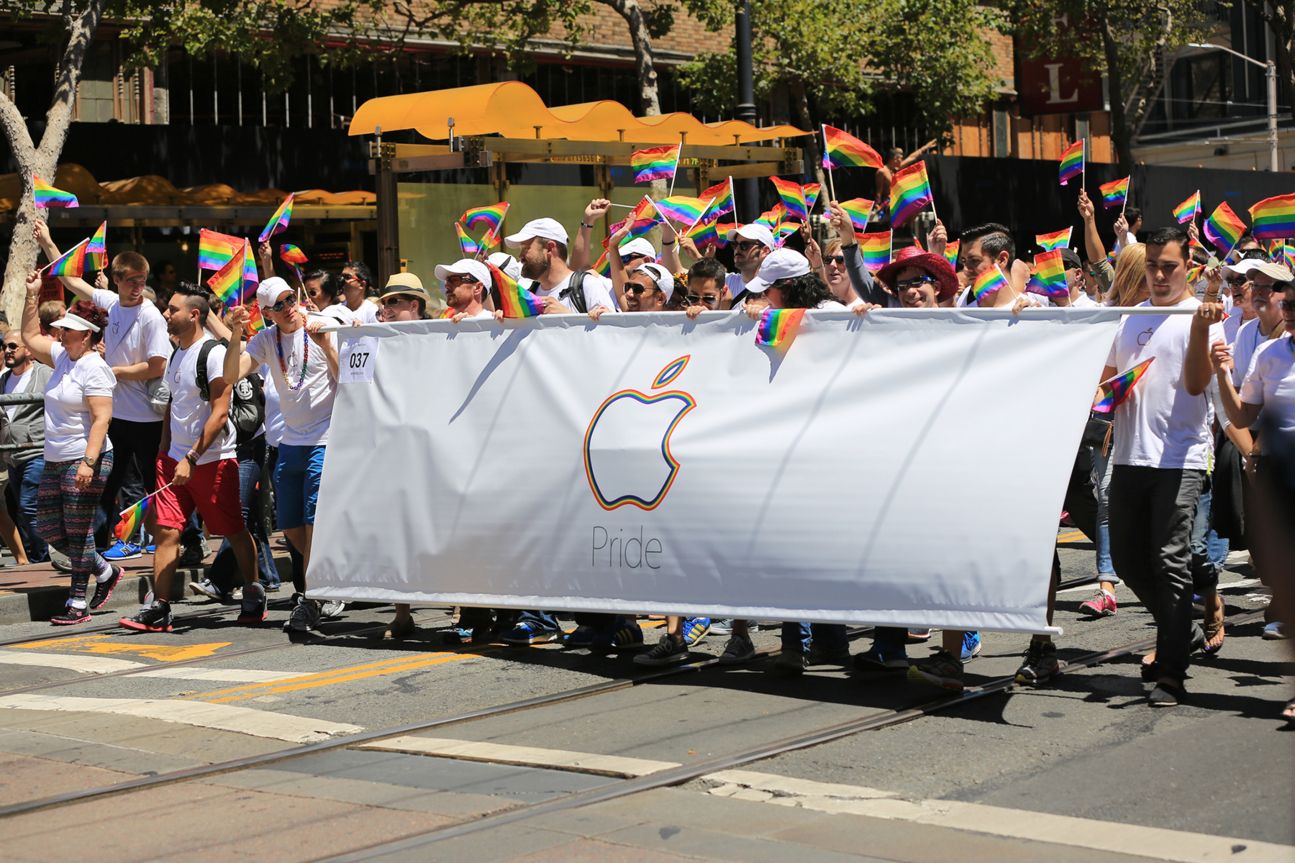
<box><xmin>274</xmin><ymin>444</ymin><xmax>325</xmax><ymax>529</ymax></box>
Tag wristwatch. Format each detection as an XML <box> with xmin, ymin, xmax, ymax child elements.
<box><xmin>185</xmin><ymin>451</ymin><xmax>199</xmax><ymax>466</ymax></box>
<box><xmin>80</xmin><ymin>456</ymin><xmax>95</xmax><ymax>468</ymax></box>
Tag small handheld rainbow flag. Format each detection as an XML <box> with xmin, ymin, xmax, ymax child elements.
<box><xmin>685</xmin><ymin>216</ymin><xmax>723</xmax><ymax>250</ymax></box>
<box><xmin>1036</xmin><ymin>227</ymin><xmax>1073</xmax><ymax>251</ymax></box>
<box><xmin>654</xmin><ymin>195</ymin><xmax>712</xmax><ymax>229</ymax></box>
<box><xmin>45</xmin><ymin>238</ymin><xmax>90</xmax><ymax>278</ymax></box>
<box><xmin>755</xmin><ymin>203</ymin><xmax>786</xmax><ymax>230</ymax></box>
<box><xmin>461</xmin><ymin>201</ymin><xmax>510</xmax><ymax>236</ymax></box>
<box><xmin>114</xmin><ymin>496</ymin><xmax>150</xmax><ymax>541</ymax></box>
<box><xmin>972</xmin><ymin>266</ymin><xmax>1009</xmax><ymax>305</ymax></box>
<box><xmin>199</xmin><ymin>228</ymin><xmax>245</xmax><ymax>271</ymax></box>
<box><xmin>755</xmin><ymin>307</ymin><xmax>806</xmax><ymax>352</ymax></box>
<box><xmin>1248</xmin><ymin>192</ymin><xmax>1295</xmax><ymax>241</ymax></box>
<box><xmin>889</xmin><ymin>161</ymin><xmax>932</xmax><ymax>228</ymax></box>
<box><xmin>838</xmin><ymin>198</ymin><xmax>874</xmax><ymax>231</ymax></box>
<box><xmin>699</xmin><ymin>178</ymin><xmax>735</xmax><ymax>217</ymax></box>
<box><xmin>801</xmin><ymin>183</ymin><xmax>821</xmax><ymax>214</ymax></box>
<box><xmin>1099</xmin><ymin>176</ymin><xmax>1130</xmax><ymax>209</ymax></box>
<box><xmin>1093</xmin><ymin>357</ymin><xmax>1154</xmax><ymax>414</ymax></box>
<box><xmin>1204</xmin><ymin>202</ymin><xmax>1247</xmax><ymax>255</ymax></box>
<box><xmin>592</xmin><ymin>249</ymin><xmax>612</xmax><ymax>278</ymax></box>
<box><xmin>1282</xmin><ymin>244</ymin><xmax>1295</xmax><ymax>273</ymax></box>
<box><xmin>631</xmin><ymin>143</ymin><xmax>680</xmax><ymax>184</ymax></box>
<box><xmin>769</xmin><ymin>177</ymin><xmax>809</xmax><ymax>222</ymax></box>
<box><xmin>246</xmin><ymin>302</ymin><xmax>266</xmax><ymax>334</ymax></box>
<box><xmin>1173</xmin><ymin>191</ymin><xmax>1201</xmax><ymax>225</ymax></box>
<box><xmin>490</xmin><ymin>263</ymin><xmax>544</xmax><ymax>318</ymax></box>
<box><xmin>943</xmin><ymin>239</ymin><xmax>960</xmax><ymax>268</ymax></box>
<box><xmin>821</xmin><ymin>124</ymin><xmax>883</xmax><ymax>169</ymax></box>
<box><xmin>1027</xmin><ymin>249</ymin><xmax>1068</xmax><ymax>300</ymax></box>
<box><xmin>1058</xmin><ymin>140</ymin><xmax>1084</xmax><ymax>186</ymax></box>
<box><xmin>32</xmin><ymin>175</ymin><xmax>78</xmax><ymax>209</ymax></box>
<box><xmin>86</xmin><ymin>221</ymin><xmax>107</xmax><ymax>270</ymax></box>
<box><xmin>279</xmin><ymin>243</ymin><xmax>308</xmax><ymax>265</ymax></box>
<box><xmin>257</xmin><ymin>193</ymin><xmax>294</xmax><ymax>243</ymax></box>
<box><xmin>207</xmin><ymin>239</ymin><xmax>258</xmax><ymax>303</ymax></box>
<box><xmin>455</xmin><ymin>222</ymin><xmax>482</xmax><ymax>258</ymax></box>
<box><xmin>858</xmin><ymin>231</ymin><xmax>892</xmax><ymax>272</ymax></box>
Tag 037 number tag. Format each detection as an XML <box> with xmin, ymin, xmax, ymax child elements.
<box><xmin>339</xmin><ymin>336</ymin><xmax>379</xmax><ymax>384</ymax></box>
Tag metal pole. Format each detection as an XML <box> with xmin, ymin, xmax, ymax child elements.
<box><xmin>734</xmin><ymin>0</ymin><xmax>759</xmax><ymax>222</ymax></box>
<box><xmin>1267</xmin><ymin>61</ymin><xmax>1279</xmax><ymax>172</ymax></box>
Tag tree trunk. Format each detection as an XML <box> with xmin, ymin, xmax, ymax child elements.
<box><xmin>601</xmin><ymin>0</ymin><xmax>662</xmax><ymax>118</ymax></box>
<box><xmin>1100</xmin><ymin>16</ymin><xmax>1134</xmax><ymax>174</ymax></box>
<box><xmin>789</xmin><ymin>81</ymin><xmax>827</xmax><ymax>195</ymax></box>
<box><xmin>1</xmin><ymin>0</ymin><xmax>105</xmax><ymax>326</ymax></box>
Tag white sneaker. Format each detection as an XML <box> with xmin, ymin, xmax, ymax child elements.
<box><xmin>319</xmin><ymin>600</ymin><xmax>346</xmax><ymax>619</ymax></box>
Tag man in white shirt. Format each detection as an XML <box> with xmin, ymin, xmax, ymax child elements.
<box><xmin>724</xmin><ymin>224</ymin><xmax>775</xmax><ymax>304</ymax></box>
<box><xmin>506</xmin><ymin>218</ymin><xmax>618</xmax><ymax>316</ymax></box>
<box><xmin>341</xmin><ymin>261</ymin><xmax>380</xmax><ymax>324</ymax></box>
<box><xmin>1108</xmin><ymin>226</ymin><xmax>1223</xmax><ymax>707</ymax></box>
<box><xmin>437</xmin><ymin>260</ymin><xmax>495</xmax><ymax>322</ymax></box>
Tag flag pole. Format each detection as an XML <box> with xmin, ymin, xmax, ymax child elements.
<box><xmin>667</xmin><ymin>138</ymin><xmax>683</xmax><ymax>198</ymax></box>
<box><xmin>821</xmin><ymin>125</ymin><xmax>838</xmax><ymax>203</ymax></box>
<box><xmin>729</xmin><ymin>176</ymin><xmax>739</xmax><ymax>225</ymax></box>
<box><xmin>38</xmin><ymin>238</ymin><xmax>89</xmax><ymax>275</ymax></box>
<box><xmin>1121</xmin><ymin>175</ymin><xmax>1130</xmax><ymax>217</ymax></box>
<box><xmin>117</xmin><ymin>482</ymin><xmax>176</xmax><ymax>518</ymax></box>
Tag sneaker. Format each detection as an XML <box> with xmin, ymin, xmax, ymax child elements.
<box><xmin>1148</xmin><ymin>680</ymin><xmax>1185</xmax><ymax>707</ymax></box>
<box><xmin>853</xmin><ymin>641</ymin><xmax>909</xmax><ymax>672</ymax></box>
<box><xmin>806</xmin><ymin>643</ymin><xmax>852</xmax><ymax>666</ymax></box>
<box><xmin>709</xmin><ymin>619</ymin><xmax>733</xmax><ymax>636</ymax></box>
<box><xmin>907</xmin><ymin>628</ymin><xmax>931</xmax><ymax>643</ymax></box>
<box><xmin>319</xmin><ymin>600</ymin><xmax>347</xmax><ymax>619</ymax></box>
<box><xmin>908</xmin><ymin>649</ymin><xmax>964</xmax><ymax>691</ymax></box>
<box><xmin>770</xmin><ymin>648</ymin><xmax>807</xmax><ymax>676</ymax></box>
<box><xmin>593</xmin><ymin>619</ymin><xmax>645</xmax><ymax>652</ymax></box>
<box><xmin>188</xmin><ymin>578</ymin><xmax>233</xmax><ymax>603</ymax></box>
<box><xmin>102</xmin><ymin>540</ymin><xmax>142</xmax><ymax>561</ymax></box>
<box><xmin>238</xmin><ymin>583</ymin><xmax>268</xmax><ymax>624</ymax></box>
<box><xmin>960</xmin><ymin>631</ymin><xmax>983</xmax><ymax>662</ymax></box>
<box><xmin>50</xmin><ymin>605</ymin><xmax>91</xmax><ymax>626</ymax></box>
<box><xmin>1078</xmin><ymin>590</ymin><xmax>1118</xmax><ymax>618</ymax></box>
<box><xmin>285</xmin><ymin>597</ymin><xmax>321</xmax><ymax>634</ymax></box>
<box><xmin>1015</xmin><ymin>639</ymin><xmax>1059</xmax><ymax>686</ymax></box>
<box><xmin>49</xmin><ymin>548</ymin><xmax>72</xmax><ymax>573</ymax></box>
<box><xmin>177</xmin><ymin>543</ymin><xmax>207</xmax><ymax>568</ymax></box>
<box><xmin>1262</xmin><ymin>621</ymin><xmax>1287</xmax><ymax>640</ymax></box>
<box><xmin>682</xmin><ymin>617</ymin><xmax>711</xmax><ymax>647</ymax></box>
<box><xmin>500</xmin><ymin>621</ymin><xmax>562</xmax><ymax>646</ymax></box>
<box><xmin>717</xmin><ymin>633</ymin><xmax>756</xmax><ymax>665</ymax></box>
<box><xmin>89</xmin><ymin>565</ymin><xmax>124</xmax><ymax>611</ymax></box>
<box><xmin>634</xmin><ymin>634</ymin><xmax>689</xmax><ymax>667</ymax></box>
<box><xmin>563</xmin><ymin>625</ymin><xmax>598</xmax><ymax>648</ymax></box>
<box><xmin>260</xmin><ymin>580</ymin><xmax>281</xmax><ymax>593</ymax></box>
<box><xmin>144</xmin><ymin>543</ymin><xmax>156</xmax><ymax>554</ymax></box>
<box><xmin>120</xmin><ymin>600</ymin><xmax>174</xmax><ymax>633</ymax></box>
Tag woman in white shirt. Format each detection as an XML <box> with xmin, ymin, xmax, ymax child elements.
<box><xmin>21</xmin><ymin>272</ymin><xmax>118</xmax><ymax>626</ymax></box>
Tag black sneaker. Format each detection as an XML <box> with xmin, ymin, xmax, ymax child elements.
<box><xmin>50</xmin><ymin>605</ymin><xmax>91</xmax><ymax>626</ymax></box>
<box><xmin>177</xmin><ymin>543</ymin><xmax>207</xmax><ymax>568</ymax></box>
<box><xmin>89</xmin><ymin>565</ymin><xmax>124</xmax><ymax>611</ymax></box>
<box><xmin>286</xmin><ymin>596</ymin><xmax>321</xmax><ymax>634</ymax></box>
<box><xmin>1149</xmin><ymin>680</ymin><xmax>1186</xmax><ymax>707</ymax></box>
<box><xmin>1015</xmin><ymin>640</ymin><xmax>1059</xmax><ymax>686</ymax></box>
<box><xmin>120</xmin><ymin>600</ymin><xmax>173</xmax><ymax>633</ymax></box>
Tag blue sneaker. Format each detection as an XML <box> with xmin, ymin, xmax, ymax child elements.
<box><xmin>592</xmin><ymin>618</ymin><xmax>644</xmax><ymax>652</ymax></box>
<box><xmin>500</xmin><ymin>620</ymin><xmax>562</xmax><ymax>646</ymax></box>
<box><xmin>144</xmin><ymin>544</ymin><xmax>156</xmax><ymax>554</ymax></box>
<box><xmin>103</xmin><ymin>540</ymin><xmax>142</xmax><ymax>561</ymax></box>
<box><xmin>682</xmin><ymin>617</ymin><xmax>711</xmax><ymax>647</ymax></box>
<box><xmin>853</xmin><ymin>640</ymin><xmax>909</xmax><ymax>672</ymax></box>
<box><xmin>961</xmin><ymin>630</ymin><xmax>983</xmax><ymax>662</ymax></box>
<box><xmin>564</xmin><ymin>625</ymin><xmax>598</xmax><ymax>648</ymax></box>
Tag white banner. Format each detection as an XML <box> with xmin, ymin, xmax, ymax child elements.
<box><xmin>309</xmin><ymin>308</ymin><xmax>1123</xmax><ymax>633</ymax></box>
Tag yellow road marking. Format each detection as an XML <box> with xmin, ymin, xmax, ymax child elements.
<box><xmin>14</xmin><ymin>634</ymin><xmax>231</xmax><ymax>663</ymax></box>
<box><xmin>200</xmin><ymin>652</ymin><xmax>476</xmax><ymax>704</ymax></box>
<box><xmin>1056</xmin><ymin>530</ymin><xmax>1086</xmax><ymax>543</ymax></box>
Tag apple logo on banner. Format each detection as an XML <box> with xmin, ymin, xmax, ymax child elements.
<box><xmin>583</xmin><ymin>355</ymin><xmax>696</xmax><ymax>511</ymax></box>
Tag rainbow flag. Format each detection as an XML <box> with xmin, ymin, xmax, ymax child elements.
<box><xmin>207</xmin><ymin>240</ymin><xmax>247</xmax><ymax>302</ymax></box>
<box><xmin>199</xmin><ymin>228</ymin><xmax>244</xmax><ymax>271</ymax></box>
<box><xmin>490</xmin><ymin>263</ymin><xmax>544</xmax><ymax>318</ymax></box>
<box><xmin>32</xmin><ymin>175</ymin><xmax>78</xmax><ymax>208</ymax></box>
<box><xmin>1036</xmin><ymin>227</ymin><xmax>1073</xmax><ymax>251</ymax></box>
<box><xmin>654</xmin><ymin>195</ymin><xmax>712</xmax><ymax>229</ymax></box>
<box><xmin>237</xmin><ymin>240</ymin><xmax>260</xmax><ymax>303</ymax></box>
<box><xmin>86</xmin><ymin>221</ymin><xmax>107</xmax><ymax>270</ymax></box>
<box><xmin>46</xmin><ymin>238</ymin><xmax>89</xmax><ymax>278</ymax></box>
<box><xmin>1093</xmin><ymin>358</ymin><xmax>1154</xmax><ymax>414</ymax></box>
<box><xmin>114</xmin><ymin>496</ymin><xmax>150</xmax><ymax>542</ymax></box>
<box><xmin>889</xmin><ymin>161</ymin><xmax>932</xmax><ymax>228</ymax></box>
<box><xmin>455</xmin><ymin>222</ymin><xmax>481</xmax><ymax>258</ymax></box>
<box><xmin>246</xmin><ymin>302</ymin><xmax>266</xmax><ymax>334</ymax></box>
<box><xmin>1281</xmin><ymin>244</ymin><xmax>1295</xmax><ymax>273</ymax></box>
<box><xmin>838</xmin><ymin>198</ymin><xmax>875</xmax><ymax>231</ymax></box>
<box><xmin>1248</xmin><ymin>192</ymin><xmax>1295</xmax><ymax>241</ymax></box>
<box><xmin>699</xmin><ymin>178</ymin><xmax>735</xmax><ymax>217</ymax></box>
<box><xmin>592</xmin><ymin>249</ymin><xmax>612</xmax><ymax>278</ymax></box>
<box><xmin>1058</xmin><ymin>140</ymin><xmax>1084</xmax><ymax>186</ymax></box>
<box><xmin>631</xmin><ymin>143</ymin><xmax>680</xmax><ymax>184</ymax></box>
<box><xmin>1186</xmin><ymin>264</ymin><xmax>1204</xmax><ymax>285</ymax></box>
<box><xmin>280</xmin><ymin>243</ymin><xmax>308</xmax><ymax>264</ymax></box>
<box><xmin>821</xmin><ymin>124</ymin><xmax>883</xmax><ymax>169</ymax></box>
<box><xmin>972</xmin><ymin>266</ymin><xmax>1008</xmax><ymax>304</ymax></box>
<box><xmin>770</xmin><ymin>176</ymin><xmax>808</xmax><ymax>222</ymax></box>
<box><xmin>257</xmin><ymin>193</ymin><xmax>293</xmax><ymax>243</ymax></box>
<box><xmin>461</xmin><ymin>201</ymin><xmax>509</xmax><ymax>234</ymax></box>
<box><xmin>754</xmin><ymin>203</ymin><xmax>787</xmax><ymax>231</ymax></box>
<box><xmin>755</xmin><ymin>307</ymin><xmax>806</xmax><ymax>352</ymax></box>
<box><xmin>1173</xmin><ymin>191</ymin><xmax>1201</xmax><ymax>225</ymax></box>
<box><xmin>1027</xmin><ymin>249</ymin><xmax>1068</xmax><ymax>300</ymax></box>
<box><xmin>858</xmin><ymin>231</ymin><xmax>892</xmax><ymax>272</ymax></box>
<box><xmin>1099</xmin><ymin>176</ymin><xmax>1129</xmax><ymax>209</ymax></box>
<box><xmin>944</xmin><ymin>239</ymin><xmax>960</xmax><ymax>268</ymax></box>
<box><xmin>1204</xmin><ymin>202</ymin><xmax>1247</xmax><ymax>254</ymax></box>
<box><xmin>685</xmin><ymin>216</ymin><xmax>722</xmax><ymax>250</ymax></box>
<box><xmin>801</xmin><ymin>183</ymin><xmax>821</xmax><ymax>214</ymax></box>
<box><xmin>773</xmin><ymin>221</ymin><xmax>800</xmax><ymax>247</ymax></box>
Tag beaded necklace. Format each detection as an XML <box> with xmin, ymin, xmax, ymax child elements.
<box><xmin>274</xmin><ymin>325</ymin><xmax>310</xmax><ymax>392</ymax></box>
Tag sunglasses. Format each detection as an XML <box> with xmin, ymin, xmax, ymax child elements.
<box><xmin>621</xmin><ymin>253</ymin><xmax>649</xmax><ymax>265</ymax></box>
<box><xmin>825</xmin><ymin>255</ymin><xmax>846</xmax><ymax>265</ymax></box>
<box><xmin>895</xmin><ymin>275</ymin><xmax>936</xmax><ymax>291</ymax></box>
<box><xmin>625</xmin><ymin>284</ymin><xmax>657</xmax><ymax>296</ymax></box>
<box><xmin>733</xmin><ymin>241</ymin><xmax>762</xmax><ymax>251</ymax></box>
<box><xmin>382</xmin><ymin>295</ymin><xmax>412</xmax><ymax>307</ymax></box>
<box><xmin>1226</xmin><ymin>276</ymin><xmax>1248</xmax><ymax>287</ymax></box>
<box><xmin>2</xmin><ymin>342</ymin><xmax>18</xmax><ymax>351</ymax></box>
<box><xmin>444</xmin><ymin>274</ymin><xmax>480</xmax><ymax>287</ymax></box>
<box><xmin>265</xmin><ymin>298</ymin><xmax>295</xmax><ymax>313</ymax></box>
<box><xmin>686</xmin><ymin>294</ymin><xmax>720</xmax><ymax>306</ymax></box>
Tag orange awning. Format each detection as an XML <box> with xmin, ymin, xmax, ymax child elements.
<box><xmin>348</xmin><ymin>82</ymin><xmax>807</xmax><ymax>146</ymax></box>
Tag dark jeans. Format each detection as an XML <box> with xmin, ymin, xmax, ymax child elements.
<box><xmin>1109</xmin><ymin>465</ymin><xmax>1205</xmax><ymax>684</ymax></box>
<box><xmin>208</xmin><ymin>437</ymin><xmax>280</xmax><ymax>592</ymax></box>
<box><xmin>1190</xmin><ymin>478</ymin><xmax>1219</xmax><ymax>594</ymax></box>
<box><xmin>95</xmin><ymin>418</ymin><xmax>163</xmax><ymax>548</ymax></box>
<box><xmin>8</xmin><ymin>457</ymin><xmax>47</xmax><ymax>562</ymax></box>
<box><xmin>781</xmin><ymin>622</ymin><xmax>849</xmax><ymax>653</ymax></box>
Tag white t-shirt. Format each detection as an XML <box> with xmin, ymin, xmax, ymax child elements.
<box><xmin>1230</xmin><ymin>318</ymin><xmax>1278</xmax><ymax>389</ymax></box>
<box><xmin>1240</xmin><ymin>336</ymin><xmax>1295</xmax><ymax>439</ymax></box>
<box><xmin>816</xmin><ymin>300</ymin><xmax>848</xmax><ymax>310</ymax></box>
<box><xmin>1106</xmin><ymin>296</ymin><xmax>1222</xmax><ymax>470</ymax></box>
<box><xmin>533</xmin><ymin>271</ymin><xmax>618</xmax><ymax>314</ymax></box>
<box><xmin>166</xmin><ymin>338</ymin><xmax>235</xmax><ymax>465</ymax></box>
<box><xmin>725</xmin><ymin>272</ymin><xmax>748</xmax><ymax>300</ymax></box>
<box><xmin>955</xmin><ymin>287</ymin><xmax>1041</xmax><ymax>309</ymax></box>
<box><xmin>92</xmin><ymin>289</ymin><xmax>171</xmax><ymax>423</ymax></box>
<box><xmin>1072</xmin><ymin>292</ymin><xmax>1099</xmax><ymax>308</ymax></box>
<box><xmin>262</xmin><ymin>364</ymin><xmax>285</xmax><ymax>448</ymax></box>
<box><xmin>1222</xmin><ymin>312</ymin><xmax>1246</xmax><ymax>347</ymax></box>
<box><xmin>245</xmin><ymin>326</ymin><xmax>336</xmax><ymax>447</ymax></box>
<box><xmin>348</xmin><ymin>300</ymin><xmax>380</xmax><ymax>325</ymax></box>
<box><xmin>316</xmin><ymin>304</ymin><xmax>355</xmax><ymax>326</ymax></box>
<box><xmin>3</xmin><ymin>366</ymin><xmax>33</xmax><ymax>420</ymax></box>
<box><xmin>455</xmin><ymin>309</ymin><xmax>496</xmax><ymax>321</ymax></box>
<box><xmin>43</xmin><ymin>343</ymin><xmax>116</xmax><ymax>462</ymax></box>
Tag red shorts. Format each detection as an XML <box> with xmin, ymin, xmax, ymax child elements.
<box><xmin>154</xmin><ymin>455</ymin><xmax>245</xmax><ymax>537</ymax></box>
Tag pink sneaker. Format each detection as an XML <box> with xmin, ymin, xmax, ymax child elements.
<box><xmin>1079</xmin><ymin>590</ymin><xmax>1117</xmax><ymax>618</ymax></box>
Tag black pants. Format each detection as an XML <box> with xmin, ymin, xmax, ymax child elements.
<box><xmin>1109</xmin><ymin>465</ymin><xmax>1205</xmax><ymax>684</ymax></box>
<box><xmin>95</xmin><ymin>418</ymin><xmax>163</xmax><ymax>549</ymax></box>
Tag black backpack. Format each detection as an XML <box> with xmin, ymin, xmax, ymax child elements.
<box><xmin>558</xmin><ymin>271</ymin><xmax>591</xmax><ymax>313</ymax></box>
<box><xmin>170</xmin><ymin>340</ymin><xmax>265</xmax><ymax>445</ymax></box>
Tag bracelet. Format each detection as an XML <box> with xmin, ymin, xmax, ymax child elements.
<box><xmin>662</xmin><ymin>239</ymin><xmax>676</xmax><ymax>246</ymax></box>
<box><xmin>581</xmin><ymin>222</ymin><xmax>594</xmax><ymax>230</ymax></box>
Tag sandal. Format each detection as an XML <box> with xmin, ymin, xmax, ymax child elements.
<box><xmin>1202</xmin><ymin>621</ymin><xmax>1225</xmax><ymax>655</ymax></box>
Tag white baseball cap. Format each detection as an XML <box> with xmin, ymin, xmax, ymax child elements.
<box><xmin>487</xmin><ymin>252</ymin><xmax>523</xmax><ymax>282</ymax></box>
<box><xmin>618</xmin><ymin>237</ymin><xmax>657</xmax><ymax>260</ymax></box>
<box><xmin>49</xmin><ymin>312</ymin><xmax>101</xmax><ymax>333</ymax></box>
<box><xmin>725</xmin><ymin>223</ymin><xmax>776</xmax><ymax>249</ymax></box>
<box><xmin>434</xmin><ymin>259</ymin><xmax>491</xmax><ymax>288</ymax></box>
<box><xmin>744</xmin><ymin>248</ymin><xmax>811</xmax><ymax>294</ymax></box>
<box><xmin>633</xmin><ymin>261</ymin><xmax>675</xmax><ymax>302</ymax></box>
<box><xmin>504</xmin><ymin>217</ymin><xmax>569</xmax><ymax>249</ymax></box>
<box><xmin>1221</xmin><ymin>258</ymin><xmax>1267</xmax><ymax>278</ymax></box>
<box><xmin>256</xmin><ymin>276</ymin><xmax>294</xmax><ymax>308</ymax></box>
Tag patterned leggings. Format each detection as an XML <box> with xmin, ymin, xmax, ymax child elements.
<box><xmin>37</xmin><ymin>454</ymin><xmax>114</xmax><ymax>604</ymax></box>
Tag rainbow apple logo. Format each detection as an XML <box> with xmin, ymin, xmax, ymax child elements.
<box><xmin>583</xmin><ymin>355</ymin><xmax>696</xmax><ymax>511</ymax></box>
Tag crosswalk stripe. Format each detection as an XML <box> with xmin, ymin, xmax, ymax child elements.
<box><xmin>360</xmin><ymin>736</ymin><xmax>679</xmax><ymax>778</ymax></box>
